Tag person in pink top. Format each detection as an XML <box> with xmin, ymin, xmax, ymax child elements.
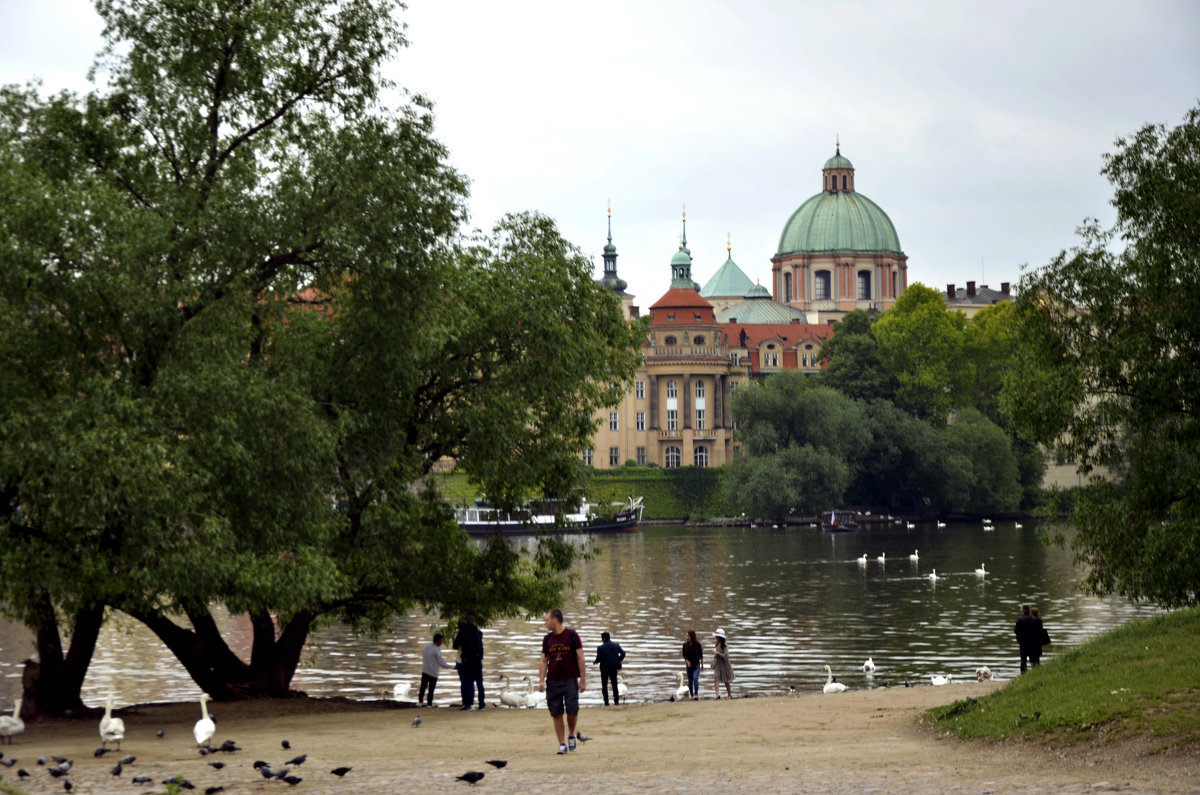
<box><xmin>538</xmin><ymin>608</ymin><xmax>587</xmax><ymax>754</ymax></box>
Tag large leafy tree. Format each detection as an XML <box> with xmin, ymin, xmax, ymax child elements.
<box><xmin>0</xmin><ymin>0</ymin><xmax>644</xmax><ymax>714</ymax></box>
<box><xmin>816</xmin><ymin>310</ymin><xmax>898</xmax><ymax>402</ymax></box>
<box><xmin>1003</xmin><ymin>104</ymin><xmax>1200</xmax><ymax>607</ymax></box>
<box><xmin>725</xmin><ymin>375</ymin><xmax>870</xmax><ymax>521</ymax></box>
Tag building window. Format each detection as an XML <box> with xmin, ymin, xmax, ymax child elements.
<box><xmin>636</xmin><ymin>446</ymin><xmax>647</xmax><ymax>465</ymax></box>
<box><xmin>609</xmin><ymin>412</ymin><xmax>618</xmax><ymax>430</ymax></box>
<box><xmin>609</xmin><ymin>447</ymin><xmax>620</xmax><ymax>467</ymax></box>
<box><xmin>764</xmin><ymin>352</ymin><xmax>779</xmax><ymax>367</ymax></box>
<box><xmin>667</xmin><ymin>409</ymin><xmax>678</xmax><ymax>431</ymax></box>
<box><xmin>696</xmin><ymin>409</ymin><xmax>706</xmax><ymax>430</ymax></box>
<box><xmin>784</xmin><ymin>272</ymin><xmax>792</xmax><ymax>301</ymax></box>
<box><xmin>842</xmin><ymin>174</ymin><xmax>847</xmax><ymax>190</ymax></box>
<box><xmin>815</xmin><ymin>271</ymin><xmax>832</xmax><ymax>300</ymax></box>
<box><xmin>665</xmin><ymin>446</ymin><xmax>681</xmax><ymax>468</ymax></box>
<box><xmin>582</xmin><ymin>449</ymin><xmax>593</xmax><ymax>466</ymax></box>
<box><xmin>635</xmin><ymin>380</ymin><xmax>645</xmax><ymax>399</ymax></box>
<box><xmin>693</xmin><ymin>335</ymin><xmax>705</xmax><ymax>345</ymax></box>
<box><xmin>695</xmin><ymin>381</ymin><xmax>706</xmax><ymax>399</ymax></box>
<box><xmin>857</xmin><ymin>271</ymin><xmax>871</xmax><ymax>300</ymax></box>
<box><xmin>694</xmin><ymin>445</ymin><xmax>709</xmax><ymax>467</ymax></box>
<box><xmin>666</xmin><ymin>380</ymin><xmax>677</xmax><ymax>399</ymax></box>
<box><xmin>636</xmin><ymin>412</ymin><xmax>646</xmax><ymax>431</ymax></box>
<box><xmin>733</xmin><ymin>444</ymin><xmax>742</xmax><ymax>457</ymax></box>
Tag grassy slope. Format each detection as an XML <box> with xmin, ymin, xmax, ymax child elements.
<box><xmin>927</xmin><ymin>606</ymin><xmax>1200</xmax><ymax>750</ymax></box>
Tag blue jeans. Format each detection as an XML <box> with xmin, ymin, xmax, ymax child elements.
<box><xmin>458</xmin><ymin>659</ymin><xmax>484</xmax><ymax>707</ymax></box>
<box><xmin>687</xmin><ymin>665</ymin><xmax>700</xmax><ymax>696</ymax></box>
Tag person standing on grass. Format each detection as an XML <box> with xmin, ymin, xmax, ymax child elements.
<box><xmin>712</xmin><ymin>628</ymin><xmax>734</xmax><ymax>699</ymax></box>
<box><xmin>1014</xmin><ymin>604</ymin><xmax>1040</xmax><ymax>673</ymax></box>
<box><xmin>593</xmin><ymin>631</ymin><xmax>626</xmax><ymax>706</ymax></box>
<box><xmin>682</xmin><ymin>630</ymin><xmax>703</xmax><ymax>700</ymax></box>
<box><xmin>539</xmin><ymin>608</ymin><xmax>586</xmax><ymax>754</ymax></box>
<box><xmin>418</xmin><ymin>632</ymin><xmax>454</xmax><ymax>707</ymax></box>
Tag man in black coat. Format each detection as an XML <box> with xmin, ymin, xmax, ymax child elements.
<box><xmin>1014</xmin><ymin>604</ymin><xmax>1041</xmax><ymax>673</ymax></box>
<box><xmin>593</xmin><ymin>631</ymin><xmax>626</xmax><ymax>705</ymax></box>
<box><xmin>453</xmin><ymin>614</ymin><xmax>485</xmax><ymax>710</ymax></box>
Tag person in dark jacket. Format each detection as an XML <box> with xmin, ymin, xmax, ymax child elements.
<box><xmin>593</xmin><ymin>631</ymin><xmax>626</xmax><ymax>705</ymax></box>
<box><xmin>1013</xmin><ymin>604</ymin><xmax>1041</xmax><ymax>673</ymax></box>
<box><xmin>453</xmin><ymin>614</ymin><xmax>485</xmax><ymax>710</ymax></box>
<box><xmin>682</xmin><ymin>630</ymin><xmax>703</xmax><ymax>699</ymax></box>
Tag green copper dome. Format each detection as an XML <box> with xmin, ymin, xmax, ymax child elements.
<box><xmin>777</xmin><ymin>190</ymin><xmax>902</xmax><ymax>256</ymax></box>
<box><xmin>823</xmin><ymin>152</ymin><xmax>854</xmax><ymax>170</ymax></box>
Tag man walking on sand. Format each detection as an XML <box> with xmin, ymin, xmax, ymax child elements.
<box><xmin>539</xmin><ymin>608</ymin><xmax>586</xmax><ymax>754</ymax></box>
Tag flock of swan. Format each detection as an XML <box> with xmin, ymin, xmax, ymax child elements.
<box><xmin>808</xmin><ymin>659</ymin><xmax>994</xmax><ymax>694</ymax></box>
<box><xmin>857</xmin><ymin>547</ymin><xmax>991</xmax><ymax>584</ymax></box>
<box><xmin>0</xmin><ymin>691</ymin><xmax>217</xmax><ymax>751</ymax></box>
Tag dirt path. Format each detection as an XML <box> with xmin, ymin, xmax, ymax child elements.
<box><xmin>2</xmin><ymin>683</ymin><xmax>1195</xmax><ymax>794</ymax></box>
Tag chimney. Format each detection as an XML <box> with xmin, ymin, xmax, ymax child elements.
<box><xmin>1001</xmin><ymin>281</ymin><xmax>1010</xmax><ymax>294</ymax></box>
<box><xmin>966</xmin><ymin>281</ymin><xmax>976</xmax><ymax>298</ymax></box>
<box><xmin>946</xmin><ymin>283</ymin><xmax>955</xmax><ymax>300</ymax></box>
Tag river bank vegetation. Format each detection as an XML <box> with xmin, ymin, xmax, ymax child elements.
<box><xmin>927</xmin><ymin>607</ymin><xmax>1200</xmax><ymax>751</ymax></box>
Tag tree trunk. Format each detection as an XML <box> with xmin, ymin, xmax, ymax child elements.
<box><xmin>131</xmin><ymin>606</ymin><xmax>318</xmax><ymax>699</ymax></box>
<box><xmin>21</xmin><ymin>594</ymin><xmax>105</xmax><ymax>719</ymax></box>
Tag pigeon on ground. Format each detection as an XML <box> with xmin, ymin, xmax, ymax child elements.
<box><xmin>94</xmin><ymin>747</ymin><xmax>110</xmax><ymax>757</ymax></box>
<box><xmin>282</xmin><ymin>775</ymin><xmax>302</xmax><ymax>786</ymax></box>
<box><xmin>208</xmin><ymin>761</ymin><xmax>225</xmax><ymax>770</ymax></box>
<box><xmin>204</xmin><ymin>787</ymin><xmax>225</xmax><ymax>794</ymax></box>
<box><xmin>485</xmin><ymin>760</ymin><xmax>507</xmax><ymax>769</ymax></box>
<box><xmin>131</xmin><ymin>774</ymin><xmax>152</xmax><ymax>784</ymax></box>
<box><xmin>119</xmin><ymin>754</ymin><xmax>136</xmax><ymax>766</ymax></box>
<box><xmin>331</xmin><ymin>766</ymin><xmax>352</xmax><ymax>777</ymax></box>
<box><xmin>456</xmin><ymin>771</ymin><xmax>485</xmax><ymax>785</ymax></box>
<box><xmin>110</xmin><ymin>761</ymin><xmax>123</xmax><ymax>776</ymax></box>
<box><xmin>284</xmin><ymin>753</ymin><xmax>306</xmax><ymax>766</ymax></box>
<box><xmin>0</xmin><ymin>758</ymin><xmax>16</xmax><ymax>767</ymax></box>
<box><xmin>17</xmin><ymin>769</ymin><xmax>29</xmax><ymax>779</ymax></box>
<box><xmin>155</xmin><ymin>729</ymin><xmax>165</xmax><ymax>738</ymax></box>
<box><xmin>412</xmin><ymin>714</ymin><xmax>422</xmax><ymax>727</ymax></box>
<box><xmin>281</xmin><ymin>740</ymin><xmax>290</xmax><ymax>750</ymax></box>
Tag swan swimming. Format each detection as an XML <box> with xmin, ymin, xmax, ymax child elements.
<box><xmin>975</xmin><ymin>563</ymin><xmax>987</xmax><ymax>576</ymax></box>
<box><xmin>936</xmin><ymin>521</ymin><xmax>947</xmax><ymax>528</ymax></box>
<box><xmin>908</xmin><ymin>549</ymin><xmax>919</xmax><ymax>561</ymax></box>
<box><xmin>877</xmin><ymin>552</ymin><xmax>886</xmax><ymax>564</ymax></box>
<box><xmin>862</xmin><ymin>657</ymin><xmax>876</xmax><ymax>674</ymax></box>
<box><xmin>193</xmin><ymin>693</ymin><xmax>215</xmax><ymax>747</ymax></box>
<box><xmin>823</xmin><ymin>665</ymin><xmax>847</xmax><ymax>694</ymax></box>
<box><xmin>928</xmin><ymin>569</ymin><xmax>939</xmax><ymax>581</ymax></box>
<box><xmin>100</xmin><ymin>694</ymin><xmax>125</xmax><ymax>750</ymax></box>
<box><xmin>930</xmin><ymin>674</ymin><xmax>952</xmax><ymax>686</ymax></box>
<box><xmin>857</xmin><ymin>554</ymin><xmax>868</xmax><ymax>565</ymax></box>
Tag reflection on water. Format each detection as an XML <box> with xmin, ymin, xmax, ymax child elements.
<box><xmin>0</xmin><ymin>522</ymin><xmax>1162</xmax><ymax>708</ymax></box>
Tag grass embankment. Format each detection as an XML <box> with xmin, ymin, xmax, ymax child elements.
<box><xmin>928</xmin><ymin>607</ymin><xmax>1200</xmax><ymax>750</ymax></box>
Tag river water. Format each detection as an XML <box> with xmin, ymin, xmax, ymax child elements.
<box><xmin>0</xmin><ymin>520</ymin><xmax>1161</xmax><ymax>710</ymax></box>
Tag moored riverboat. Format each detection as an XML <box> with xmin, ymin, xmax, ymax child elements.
<box><xmin>823</xmin><ymin>509</ymin><xmax>860</xmax><ymax>532</ymax></box>
<box><xmin>456</xmin><ymin>495</ymin><xmax>643</xmax><ymax>536</ymax></box>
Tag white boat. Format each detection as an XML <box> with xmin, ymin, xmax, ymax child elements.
<box><xmin>456</xmin><ymin>496</ymin><xmax>643</xmax><ymax>536</ymax></box>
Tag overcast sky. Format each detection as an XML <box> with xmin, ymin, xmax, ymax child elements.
<box><xmin>3</xmin><ymin>1</ymin><xmax>1197</xmax><ymax>306</ymax></box>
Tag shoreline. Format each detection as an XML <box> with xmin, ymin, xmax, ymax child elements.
<box><xmin>2</xmin><ymin>684</ymin><xmax>1194</xmax><ymax>794</ymax></box>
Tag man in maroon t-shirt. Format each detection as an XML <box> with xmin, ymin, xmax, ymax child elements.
<box><xmin>538</xmin><ymin>608</ymin><xmax>587</xmax><ymax>754</ymax></box>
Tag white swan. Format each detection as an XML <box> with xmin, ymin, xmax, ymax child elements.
<box><xmin>930</xmin><ymin>674</ymin><xmax>952</xmax><ymax>686</ymax></box>
<box><xmin>520</xmin><ymin>676</ymin><xmax>546</xmax><ymax>709</ymax></box>
<box><xmin>392</xmin><ymin>681</ymin><xmax>412</xmax><ymax>701</ymax></box>
<box><xmin>905</xmin><ymin>522</ymin><xmax>916</xmax><ymax>529</ymax></box>
<box><xmin>908</xmin><ymin>549</ymin><xmax>919</xmax><ymax>561</ymax></box>
<box><xmin>0</xmin><ymin>698</ymin><xmax>24</xmax><ymax>745</ymax></box>
<box><xmin>857</xmin><ymin>554</ymin><xmax>868</xmax><ymax>565</ymax></box>
<box><xmin>975</xmin><ymin>666</ymin><xmax>993</xmax><ymax>681</ymax></box>
<box><xmin>936</xmin><ymin>521</ymin><xmax>947</xmax><ymax>528</ymax></box>
<box><xmin>617</xmin><ymin>674</ymin><xmax>629</xmax><ymax>701</ymax></box>
<box><xmin>862</xmin><ymin>657</ymin><xmax>876</xmax><ymax>674</ymax></box>
<box><xmin>100</xmin><ymin>693</ymin><xmax>125</xmax><ymax>750</ymax></box>
<box><xmin>975</xmin><ymin>563</ymin><xmax>987</xmax><ymax>576</ymax></box>
<box><xmin>498</xmin><ymin>675</ymin><xmax>524</xmax><ymax>708</ymax></box>
<box><xmin>1014</xmin><ymin>522</ymin><xmax>1024</xmax><ymax>529</ymax></box>
<box><xmin>193</xmin><ymin>693</ymin><xmax>215</xmax><ymax>747</ymax></box>
<box><xmin>672</xmin><ymin>671</ymin><xmax>691</xmax><ymax>702</ymax></box>
<box><xmin>876</xmin><ymin>552</ymin><xmax>886</xmax><ymax>564</ymax></box>
<box><xmin>928</xmin><ymin>568</ymin><xmax>939</xmax><ymax>581</ymax></box>
<box><xmin>822</xmin><ymin>665</ymin><xmax>847</xmax><ymax>694</ymax></box>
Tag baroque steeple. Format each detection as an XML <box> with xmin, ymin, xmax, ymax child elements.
<box><xmin>598</xmin><ymin>200</ymin><xmax>628</xmax><ymax>292</ymax></box>
<box><xmin>669</xmin><ymin>205</ymin><xmax>697</xmax><ymax>289</ymax></box>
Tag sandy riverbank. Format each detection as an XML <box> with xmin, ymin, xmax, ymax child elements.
<box><xmin>1</xmin><ymin>683</ymin><xmax>1195</xmax><ymax>794</ymax></box>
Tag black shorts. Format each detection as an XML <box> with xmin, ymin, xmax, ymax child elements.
<box><xmin>545</xmin><ymin>678</ymin><xmax>579</xmax><ymax>717</ymax></box>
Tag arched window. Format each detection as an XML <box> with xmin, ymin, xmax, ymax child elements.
<box><xmin>694</xmin><ymin>445</ymin><xmax>709</xmax><ymax>467</ymax></box>
<box><xmin>857</xmin><ymin>271</ymin><xmax>871</xmax><ymax>300</ymax></box>
<box><xmin>815</xmin><ymin>271</ymin><xmax>832</xmax><ymax>300</ymax></box>
<box><xmin>665</xmin><ymin>446</ymin><xmax>681</xmax><ymax>468</ymax></box>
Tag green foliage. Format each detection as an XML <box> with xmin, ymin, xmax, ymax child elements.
<box><xmin>1003</xmin><ymin>103</ymin><xmax>1200</xmax><ymax>607</ymax></box>
<box><xmin>817</xmin><ymin>310</ymin><xmax>898</xmax><ymax>401</ymax></box>
<box><xmin>0</xmin><ymin>0</ymin><xmax>644</xmax><ymax>700</ymax></box>
<box><xmin>927</xmin><ymin>607</ymin><xmax>1200</xmax><ymax>747</ymax></box>
<box><xmin>873</xmin><ymin>284</ymin><xmax>971</xmax><ymax>422</ymax></box>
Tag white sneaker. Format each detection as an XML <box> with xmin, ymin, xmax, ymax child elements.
<box><xmin>567</xmin><ymin>735</ymin><xmax>577</xmax><ymax>752</ymax></box>
<box><xmin>557</xmin><ymin>744</ymin><xmax>567</xmax><ymax>755</ymax></box>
